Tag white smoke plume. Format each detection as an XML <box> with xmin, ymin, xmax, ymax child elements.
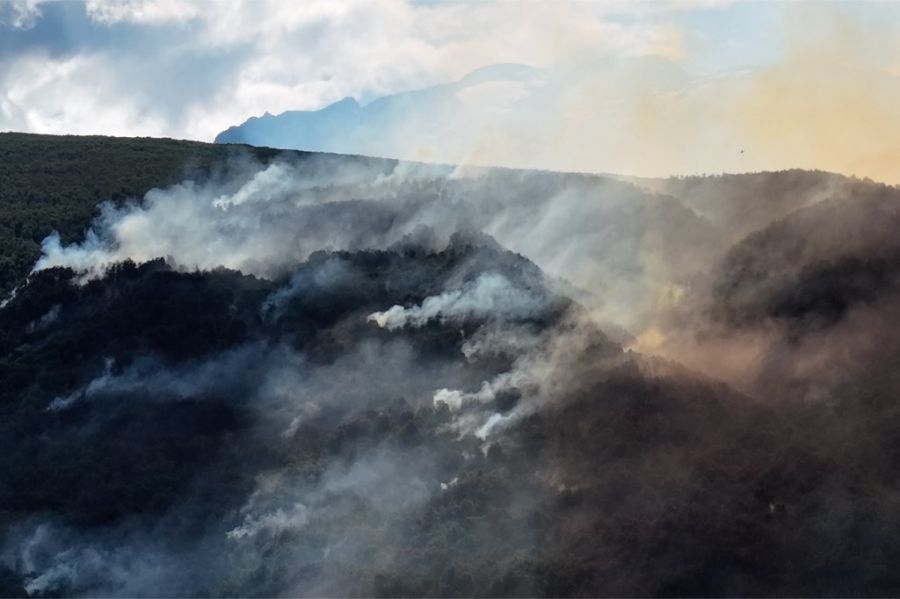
<box><xmin>368</xmin><ymin>273</ymin><xmax>547</xmax><ymax>330</ymax></box>
<box><xmin>28</xmin><ymin>153</ymin><xmax>729</xmax><ymax>336</ymax></box>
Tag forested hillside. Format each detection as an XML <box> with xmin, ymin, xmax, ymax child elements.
<box><xmin>0</xmin><ymin>133</ymin><xmax>294</xmax><ymax>296</ymax></box>
<box><xmin>4</xmin><ymin>134</ymin><xmax>900</xmax><ymax>596</ymax></box>
<box><xmin>5</xmin><ymin>231</ymin><xmax>894</xmax><ymax>597</ymax></box>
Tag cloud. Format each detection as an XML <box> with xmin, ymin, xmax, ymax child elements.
<box><xmin>4</xmin><ymin>1</ymin><xmax>899</xmax><ymax>183</ymax></box>
<box><xmin>84</xmin><ymin>0</ymin><xmax>202</xmax><ymax>25</ymax></box>
<box><xmin>0</xmin><ymin>50</ymin><xmax>171</xmax><ymax>136</ymax></box>
<box><xmin>0</xmin><ymin>0</ymin><xmax>688</xmax><ymax>142</ymax></box>
<box><xmin>2</xmin><ymin>1</ymin><xmax>900</xmax><ymax>184</ymax></box>
<box><xmin>0</xmin><ymin>0</ymin><xmax>44</xmax><ymax>28</ymax></box>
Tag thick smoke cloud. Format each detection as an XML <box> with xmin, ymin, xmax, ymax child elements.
<box><xmin>33</xmin><ymin>156</ymin><xmax>413</xmax><ymax>279</ymax></box>
<box><xmin>646</xmin><ymin>183</ymin><xmax>900</xmax><ymax>403</ymax></box>
<box><xmin>31</xmin><ymin>153</ymin><xmax>721</xmax><ymax>335</ymax></box>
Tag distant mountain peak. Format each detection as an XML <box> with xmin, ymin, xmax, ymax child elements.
<box><xmin>213</xmin><ymin>63</ymin><xmax>543</xmax><ymax>153</ymax></box>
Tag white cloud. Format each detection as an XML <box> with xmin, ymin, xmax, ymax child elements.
<box><xmin>0</xmin><ymin>0</ymin><xmax>685</xmax><ymax>141</ymax></box>
<box><xmin>84</xmin><ymin>0</ymin><xmax>202</xmax><ymax>24</ymax></box>
<box><xmin>0</xmin><ymin>0</ymin><xmax>45</xmax><ymax>28</ymax></box>
<box><xmin>0</xmin><ymin>52</ymin><xmax>168</xmax><ymax>136</ymax></box>
<box><xmin>7</xmin><ymin>1</ymin><xmax>898</xmax><ymax>183</ymax></box>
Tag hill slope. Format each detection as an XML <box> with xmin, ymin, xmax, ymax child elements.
<box><xmin>5</xmin><ymin>230</ymin><xmax>895</xmax><ymax>597</ymax></box>
<box><xmin>0</xmin><ymin>133</ymin><xmax>314</xmax><ymax>296</ymax></box>
<box><xmin>3</xmin><ymin>134</ymin><xmax>900</xmax><ymax>596</ymax></box>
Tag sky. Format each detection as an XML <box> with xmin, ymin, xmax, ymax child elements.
<box><xmin>1</xmin><ymin>0</ymin><xmax>899</xmax><ymax>182</ymax></box>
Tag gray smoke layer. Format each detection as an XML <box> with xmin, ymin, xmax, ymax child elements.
<box><xmin>31</xmin><ymin>154</ymin><xmax>724</xmax><ymax>334</ymax></box>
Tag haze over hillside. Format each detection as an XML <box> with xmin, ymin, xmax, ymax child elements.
<box><xmin>3</xmin><ymin>1</ymin><xmax>900</xmax><ymax>596</ymax></box>
<box><xmin>2</xmin><ymin>134</ymin><xmax>900</xmax><ymax>595</ymax></box>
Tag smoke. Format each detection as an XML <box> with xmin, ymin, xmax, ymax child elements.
<box><xmin>30</xmin><ymin>153</ymin><xmax>726</xmax><ymax>336</ymax></box>
<box><xmin>368</xmin><ymin>273</ymin><xmax>550</xmax><ymax>330</ymax></box>
<box><xmin>30</xmin><ymin>151</ymin><xmax>900</xmax><ymax>400</ymax></box>
<box><xmin>2</xmin><ymin>171</ymin><xmax>637</xmax><ymax>595</ymax></box>
<box><xmin>440</xmin><ymin>5</ymin><xmax>900</xmax><ymax>185</ymax></box>
<box><xmin>33</xmin><ymin>156</ymin><xmax>406</xmax><ymax>279</ymax></box>
<box><xmin>45</xmin><ymin>346</ymin><xmax>269</xmax><ymax>412</ymax></box>
<box><xmin>6</xmin><ymin>135</ymin><xmax>900</xmax><ymax>595</ymax></box>
<box><xmin>204</xmin><ymin>4</ymin><xmax>900</xmax><ymax>186</ymax></box>
<box><xmin>625</xmin><ymin>180</ymin><xmax>900</xmax><ymax>413</ymax></box>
